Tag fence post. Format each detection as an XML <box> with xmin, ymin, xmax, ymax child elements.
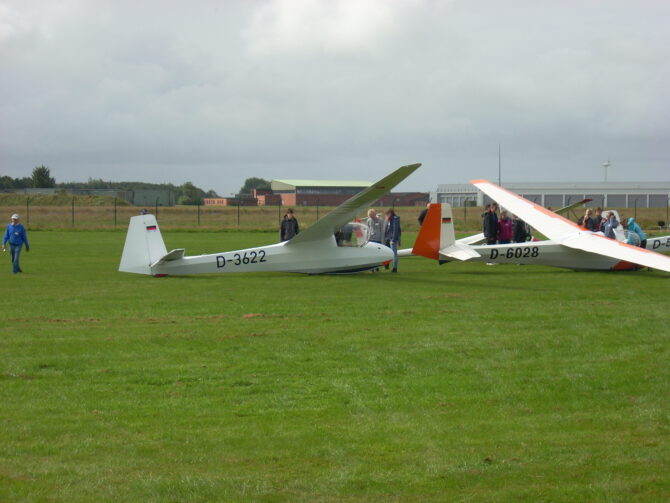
<box><xmin>114</xmin><ymin>197</ymin><xmax>117</xmax><ymax>228</ymax></box>
<box><xmin>26</xmin><ymin>197</ymin><xmax>30</xmax><ymax>226</ymax></box>
<box><xmin>197</xmin><ymin>203</ymin><xmax>201</xmax><ymax>226</ymax></box>
<box><xmin>71</xmin><ymin>197</ymin><xmax>75</xmax><ymax>227</ymax></box>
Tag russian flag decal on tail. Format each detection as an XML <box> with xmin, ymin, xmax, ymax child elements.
<box><xmin>146</xmin><ymin>225</ymin><xmax>157</xmax><ymax>231</ymax></box>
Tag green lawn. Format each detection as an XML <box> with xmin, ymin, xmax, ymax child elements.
<box><xmin>1</xmin><ymin>230</ymin><xmax>669</xmax><ymax>502</ymax></box>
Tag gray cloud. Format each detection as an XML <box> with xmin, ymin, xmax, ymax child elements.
<box><xmin>1</xmin><ymin>0</ymin><xmax>668</xmax><ymax>195</ymax></box>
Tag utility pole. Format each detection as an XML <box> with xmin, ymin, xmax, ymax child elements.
<box><xmin>498</xmin><ymin>144</ymin><xmax>502</xmax><ymax>187</ymax></box>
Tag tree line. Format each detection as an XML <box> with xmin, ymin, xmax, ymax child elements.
<box><xmin>2</xmin><ymin>166</ymin><xmax>273</xmax><ymax>205</ymax></box>
<box><xmin>1</xmin><ymin>166</ymin><xmax>221</xmax><ymax>205</ymax></box>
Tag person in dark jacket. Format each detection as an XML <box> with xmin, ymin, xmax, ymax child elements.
<box><xmin>512</xmin><ymin>215</ymin><xmax>529</xmax><ymax>243</ymax></box>
<box><xmin>483</xmin><ymin>203</ymin><xmax>498</xmax><ymax>245</ymax></box>
<box><xmin>2</xmin><ymin>213</ymin><xmax>30</xmax><ymax>274</ymax></box>
<box><xmin>417</xmin><ymin>203</ymin><xmax>430</xmax><ymax>226</ymax></box>
<box><xmin>578</xmin><ymin>209</ymin><xmax>597</xmax><ymax>231</ymax></box>
<box><xmin>384</xmin><ymin>208</ymin><xmax>401</xmax><ymax>272</ymax></box>
<box><xmin>279</xmin><ymin>208</ymin><xmax>299</xmax><ymax>242</ymax></box>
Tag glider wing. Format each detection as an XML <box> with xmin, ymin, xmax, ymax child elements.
<box><xmin>287</xmin><ymin>163</ymin><xmax>421</xmax><ymax>245</ymax></box>
<box><xmin>561</xmin><ymin>232</ymin><xmax>670</xmax><ymax>272</ymax></box>
<box><xmin>472</xmin><ymin>179</ymin><xmax>670</xmax><ymax>272</ymax></box>
<box><xmin>471</xmin><ymin>179</ymin><xmax>582</xmax><ymax>240</ymax></box>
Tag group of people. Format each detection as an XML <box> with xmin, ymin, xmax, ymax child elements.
<box><xmin>279</xmin><ymin>207</ymin><xmax>402</xmax><ymax>272</ymax></box>
<box><xmin>482</xmin><ymin>203</ymin><xmax>530</xmax><ymax>245</ymax></box>
<box><xmin>578</xmin><ymin>207</ymin><xmax>619</xmax><ymax>238</ymax></box>
<box><xmin>578</xmin><ymin>207</ymin><xmax>646</xmax><ymax>247</ymax></box>
<box><xmin>364</xmin><ymin>208</ymin><xmax>401</xmax><ymax>272</ymax></box>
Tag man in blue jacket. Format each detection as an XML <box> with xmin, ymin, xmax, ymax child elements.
<box><xmin>2</xmin><ymin>213</ymin><xmax>30</xmax><ymax>274</ymax></box>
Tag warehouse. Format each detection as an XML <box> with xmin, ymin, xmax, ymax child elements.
<box><xmin>272</xmin><ymin>179</ymin><xmax>428</xmax><ymax>207</ymax></box>
<box><xmin>435</xmin><ymin>182</ymin><xmax>670</xmax><ymax>209</ymax></box>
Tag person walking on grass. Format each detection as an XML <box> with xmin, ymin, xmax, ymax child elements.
<box><xmin>2</xmin><ymin>213</ymin><xmax>30</xmax><ymax>274</ymax></box>
<box><xmin>384</xmin><ymin>208</ymin><xmax>401</xmax><ymax>273</ymax></box>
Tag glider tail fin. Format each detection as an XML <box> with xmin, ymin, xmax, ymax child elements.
<box><xmin>119</xmin><ymin>214</ymin><xmax>168</xmax><ymax>275</ymax></box>
<box><xmin>412</xmin><ymin>203</ymin><xmax>480</xmax><ymax>262</ymax></box>
<box><xmin>412</xmin><ymin>203</ymin><xmax>456</xmax><ymax>260</ymax></box>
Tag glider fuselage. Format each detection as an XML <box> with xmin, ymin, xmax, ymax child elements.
<box><xmin>148</xmin><ymin>239</ymin><xmax>392</xmax><ymax>276</ymax></box>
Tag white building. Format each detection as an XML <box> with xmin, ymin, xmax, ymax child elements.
<box><xmin>434</xmin><ymin>182</ymin><xmax>670</xmax><ymax>209</ymax></box>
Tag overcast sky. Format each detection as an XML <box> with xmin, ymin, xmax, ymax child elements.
<box><xmin>1</xmin><ymin>0</ymin><xmax>668</xmax><ymax>195</ymax></box>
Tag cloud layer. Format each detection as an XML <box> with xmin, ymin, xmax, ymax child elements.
<box><xmin>1</xmin><ymin>0</ymin><xmax>668</xmax><ymax>194</ymax></box>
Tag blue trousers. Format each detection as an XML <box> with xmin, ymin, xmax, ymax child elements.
<box><xmin>390</xmin><ymin>241</ymin><xmax>398</xmax><ymax>270</ymax></box>
<box><xmin>9</xmin><ymin>243</ymin><xmax>23</xmax><ymax>273</ymax></box>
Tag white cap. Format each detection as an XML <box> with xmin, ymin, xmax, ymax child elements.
<box><xmin>11</xmin><ymin>214</ymin><xmax>19</xmax><ymax>219</ymax></box>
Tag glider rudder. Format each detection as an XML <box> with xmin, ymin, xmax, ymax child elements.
<box><xmin>119</xmin><ymin>214</ymin><xmax>168</xmax><ymax>275</ymax></box>
<box><xmin>412</xmin><ymin>203</ymin><xmax>451</xmax><ymax>260</ymax></box>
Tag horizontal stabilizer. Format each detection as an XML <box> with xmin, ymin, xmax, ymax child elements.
<box><xmin>440</xmin><ymin>243</ymin><xmax>481</xmax><ymax>261</ymax></box>
<box><xmin>458</xmin><ymin>232</ymin><xmax>485</xmax><ymax>245</ymax></box>
<box><xmin>152</xmin><ymin>248</ymin><xmax>186</xmax><ymax>266</ymax></box>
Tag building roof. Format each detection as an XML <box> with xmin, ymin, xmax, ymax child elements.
<box><xmin>272</xmin><ymin>179</ymin><xmax>371</xmax><ymax>191</ymax></box>
<box><xmin>437</xmin><ymin>181</ymin><xmax>670</xmax><ymax>193</ymax></box>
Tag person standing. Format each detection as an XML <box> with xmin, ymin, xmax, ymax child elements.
<box><xmin>593</xmin><ymin>207</ymin><xmax>605</xmax><ymax>232</ymax></box>
<box><xmin>626</xmin><ymin>217</ymin><xmax>647</xmax><ymax>248</ymax></box>
<box><xmin>483</xmin><ymin>203</ymin><xmax>498</xmax><ymax>245</ymax></box>
<box><xmin>497</xmin><ymin>211</ymin><xmax>513</xmax><ymax>244</ymax></box>
<box><xmin>417</xmin><ymin>203</ymin><xmax>430</xmax><ymax>226</ymax></box>
<box><xmin>384</xmin><ymin>208</ymin><xmax>401</xmax><ymax>273</ymax></box>
<box><xmin>512</xmin><ymin>215</ymin><xmax>529</xmax><ymax>243</ymax></box>
<box><xmin>2</xmin><ymin>213</ymin><xmax>30</xmax><ymax>274</ymax></box>
<box><xmin>279</xmin><ymin>208</ymin><xmax>299</xmax><ymax>242</ymax></box>
<box><xmin>603</xmin><ymin>211</ymin><xmax>619</xmax><ymax>239</ymax></box>
<box><xmin>365</xmin><ymin>209</ymin><xmax>383</xmax><ymax>244</ymax></box>
<box><xmin>579</xmin><ymin>209</ymin><xmax>596</xmax><ymax>231</ymax></box>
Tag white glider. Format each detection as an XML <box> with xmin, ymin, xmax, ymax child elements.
<box><xmin>119</xmin><ymin>163</ymin><xmax>421</xmax><ymax>276</ymax></box>
<box><xmin>411</xmin><ymin>180</ymin><xmax>670</xmax><ymax>272</ymax></box>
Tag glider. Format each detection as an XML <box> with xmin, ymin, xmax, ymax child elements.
<box><xmin>411</xmin><ymin>180</ymin><xmax>670</xmax><ymax>272</ymax></box>
<box><xmin>119</xmin><ymin>163</ymin><xmax>420</xmax><ymax>276</ymax></box>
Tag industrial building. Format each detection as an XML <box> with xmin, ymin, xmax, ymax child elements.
<box><xmin>205</xmin><ymin>179</ymin><xmax>429</xmax><ymax>207</ymax></box>
<box><xmin>434</xmin><ymin>182</ymin><xmax>670</xmax><ymax>209</ymax></box>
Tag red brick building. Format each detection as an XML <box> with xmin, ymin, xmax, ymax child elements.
<box><xmin>204</xmin><ymin>179</ymin><xmax>429</xmax><ymax>207</ymax></box>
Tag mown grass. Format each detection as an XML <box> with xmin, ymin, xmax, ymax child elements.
<box><xmin>1</xmin><ymin>230</ymin><xmax>669</xmax><ymax>502</ymax></box>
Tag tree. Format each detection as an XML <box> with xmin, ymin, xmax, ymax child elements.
<box><xmin>238</xmin><ymin>177</ymin><xmax>270</xmax><ymax>196</ymax></box>
<box><xmin>31</xmin><ymin>165</ymin><xmax>56</xmax><ymax>188</ymax></box>
<box><xmin>178</xmin><ymin>181</ymin><xmax>205</xmax><ymax>205</ymax></box>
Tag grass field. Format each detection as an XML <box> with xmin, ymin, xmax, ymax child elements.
<box><xmin>1</xmin><ymin>229</ymin><xmax>669</xmax><ymax>502</ymax></box>
<box><xmin>2</xmin><ymin>200</ymin><xmax>669</xmax><ymax>233</ymax></box>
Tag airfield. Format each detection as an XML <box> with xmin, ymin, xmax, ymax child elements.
<box><xmin>2</xmin><ymin>223</ymin><xmax>669</xmax><ymax>502</ymax></box>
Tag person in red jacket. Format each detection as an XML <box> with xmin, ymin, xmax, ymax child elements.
<box><xmin>497</xmin><ymin>210</ymin><xmax>513</xmax><ymax>244</ymax></box>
